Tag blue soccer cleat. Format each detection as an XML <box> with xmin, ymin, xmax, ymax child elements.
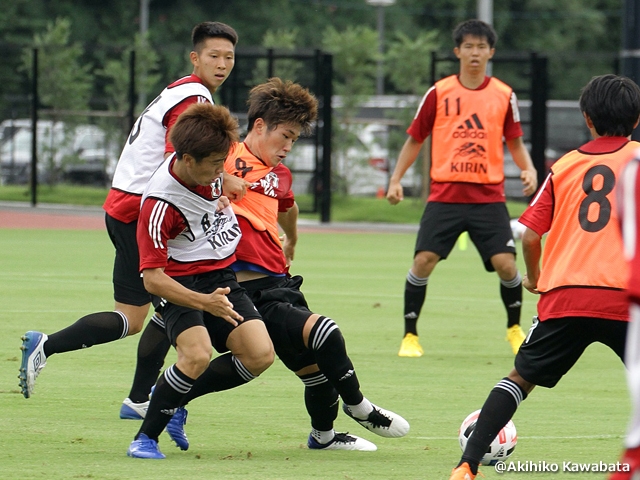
<box><xmin>19</xmin><ymin>331</ymin><xmax>48</xmax><ymax>399</ymax></box>
<box><xmin>166</xmin><ymin>407</ymin><xmax>189</xmax><ymax>450</ymax></box>
<box><xmin>127</xmin><ymin>434</ymin><xmax>165</xmax><ymax>459</ymax></box>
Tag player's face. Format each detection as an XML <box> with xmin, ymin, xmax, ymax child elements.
<box><xmin>254</xmin><ymin>120</ymin><xmax>301</xmax><ymax>168</ymax></box>
<box><xmin>184</xmin><ymin>153</ymin><xmax>227</xmax><ymax>187</ymax></box>
<box><xmin>454</xmin><ymin>34</ymin><xmax>494</xmax><ymax>75</ymax></box>
<box><xmin>191</xmin><ymin>37</ymin><xmax>235</xmax><ymax>93</ymax></box>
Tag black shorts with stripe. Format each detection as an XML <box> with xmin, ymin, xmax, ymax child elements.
<box><xmin>242</xmin><ymin>275</ymin><xmax>317</xmax><ymax>373</ymax></box>
<box><xmin>415</xmin><ymin>201</ymin><xmax>515</xmax><ymax>272</ymax></box>
<box><xmin>162</xmin><ymin>268</ymin><xmax>262</xmax><ymax>353</ymax></box>
<box><xmin>515</xmin><ymin>315</ymin><xmax>627</xmax><ymax>388</ymax></box>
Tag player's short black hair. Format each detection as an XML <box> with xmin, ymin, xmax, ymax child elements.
<box><xmin>452</xmin><ymin>19</ymin><xmax>497</xmax><ymax>48</ymax></box>
<box><xmin>579</xmin><ymin>74</ymin><xmax>640</xmax><ymax>137</ymax></box>
<box><xmin>191</xmin><ymin>22</ymin><xmax>238</xmax><ymax>52</ymax></box>
<box><xmin>246</xmin><ymin>77</ymin><xmax>318</xmax><ymax>136</ymax></box>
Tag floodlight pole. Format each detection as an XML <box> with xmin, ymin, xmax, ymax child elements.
<box><xmin>367</xmin><ymin>0</ymin><xmax>395</xmax><ymax>96</ymax></box>
<box><xmin>622</xmin><ymin>0</ymin><xmax>640</xmax><ymax>140</ymax></box>
<box><xmin>138</xmin><ymin>0</ymin><xmax>152</xmax><ymax>106</ymax></box>
<box><xmin>477</xmin><ymin>0</ymin><xmax>493</xmax><ymax>76</ymax></box>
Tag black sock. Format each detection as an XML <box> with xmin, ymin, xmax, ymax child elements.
<box><xmin>460</xmin><ymin>378</ymin><xmax>527</xmax><ymax>474</ymax></box>
<box><xmin>500</xmin><ymin>274</ymin><xmax>523</xmax><ymax>328</ymax></box>
<box><xmin>181</xmin><ymin>353</ymin><xmax>254</xmax><ymax>404</ymax></box>
<box><xmin>309</xmin><ymin>316</ymin><xmax>363</xmax><ymax>405</ymax></box>
<box><xmin>404</xmin><ymin>271</ymin><xmax>428</xmax><ymax>335</ymax></box>
<box><xmin>128</xmin><ymin>316</ymin><xmax>171</xmax><ymax>403</ymax></box>
<box><xmin>300</xmin><ymin>372</ymin><xmax>339</xmax><ymax>431</ymax></box>
<box><xmin>137</xmin><ymin>364</ymin><xmax>194</xmax><ymax>442</ymax></box>
<box><xmin>44</xmin><ymin>311</ymin><xmax>128</xmax><ymax>356</ymax></box>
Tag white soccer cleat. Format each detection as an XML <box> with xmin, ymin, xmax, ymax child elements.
<box><xmin>307</xmin><ymin>432</ymin><xmax>377</xmax><ymax>451</ymax></box>
<box><xmin>343</xmin><ymin>403</ymin><xmax>410</xmax><ymax>438</ymax></box>
<box><xmin>19</xmin><ymin>331</ymin><xmax>48</xmax><ymax>399</ymax></box>
<box><xmin>120</xmin><ymin>398</ymin><xmax>149</xmax><ymax>419</ymax></box>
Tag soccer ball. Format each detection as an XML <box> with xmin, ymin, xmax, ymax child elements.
<box><xmin>458</xmin><ymin>409</ymin><xmax>517</xmax><ymax>465</ymax></box>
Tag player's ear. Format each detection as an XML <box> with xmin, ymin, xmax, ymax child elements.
<box><xmin>189</xmin><ymin>50</ymin><xmax>198</xmax><ymax>67</ymax></box>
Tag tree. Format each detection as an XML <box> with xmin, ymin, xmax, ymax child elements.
<box><xmin>97</xmin><ymin>32</ymin><xmax>161</xmax><ymax>115</ymax></box>
<box><xmin>322</xmin><ymin>25</ymin><xmax>380</xmax><ymax>195</ymax></box>
<box><xmin>21</xmin><ymin>17</ymin><xmax>93</xmax><ymax>183</ymax></box>
<box><xmin>251</xmin><ymin>28</ymin><xmax>303</xmax><ymax>85</ymax></box>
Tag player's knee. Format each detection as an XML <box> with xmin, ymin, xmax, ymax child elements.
<box><xmin>413</xmin><ymin>251</ymin><xmax>438</xmax><ymax>276</ymax></box>
<box><xmin>309</xmin><ymin>316</ymin><xmax>344</xmax><ymax>352</ymax></box>
<box><xmin>180</xmin><ymin>346</ymin><xmax>213</xmax><ymax>378</ymax></box>
<box><xmin>244</xmin><ymin>341</ymin><xmax>275</xmax><ymax>376</ymax></box>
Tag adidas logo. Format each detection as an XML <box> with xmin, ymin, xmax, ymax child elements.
<box><xmin>404</xmin><ymin>312</ymin><xmax>418</xmax><ymax>320</ymax></box>
<box><xmin>339</xmin><ymin>369</ymin><xmax>355</xmax><ymax>381</ymax></box>
<box><xmin>453</xmin><ymin>113</ymin><xmax>487</xmax><ymax>139</ymax></box>
<box><xmin>507</xmin><ymin>239</ymin><xmax>515</xmax><ymax>248</ymax></box>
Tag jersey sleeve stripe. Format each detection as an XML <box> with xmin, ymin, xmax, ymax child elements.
<box><xmin>149</xmin><ymin>200</ymin><xmax>169</xmax><ymax>249</ymax></box>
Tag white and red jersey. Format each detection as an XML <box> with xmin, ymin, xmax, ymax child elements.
<box><xmin>104</xmin><ymin>74</ymin><xmax>212</xmax><ymax>224</ymax></box>
<box><xmin>619</xmin><ymin>149</ymin><xmax>640</xmax><ymax>306</ymax></box>
<box><xmin>408</xmin><ymin>75</ymin><xmax>523</xmax><ymax>203</ymax></box>
<box><xmin>137</xmin><ymin>155</ymin><xmax>241</xmax><ymax>277</ymax></box>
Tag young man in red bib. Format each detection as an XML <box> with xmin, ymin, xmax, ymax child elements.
<box><xmin>386</xmin><ymin>19</ymin><xmax>537</xmax><ymax>357</ymax></box>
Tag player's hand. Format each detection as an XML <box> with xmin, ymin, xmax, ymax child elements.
<box><xmin>216</xmin><ymin>195</ymin><xmax>230</xmax><ymax>211</ymax></box>
<box><xmin>522</xmin><ymin>274</ymin><xmax>539</xmax><ymax>294</ymax></box>
<box><xmin>203</xmin><ymin>287</ymin><xmax>243</xmax><ymax>326</ymax></box>
<box><xmin>520</xmin><ymin>169</ymin><xmax>538</xmax><ymax>196</ymax></box>
<box><xmin>386</xmin><ymin>180</ymin><xmax>404</xmax><ymax>205</ymax></box>
<box><xmin>280</xmin><ymin>233</ymin><xmax>295</xmax><ymax>267</ymax></box>
<box><xmin>222</xmin><ymin>173</ymin><xmax>251</xmax><ymax>201</ymax></box>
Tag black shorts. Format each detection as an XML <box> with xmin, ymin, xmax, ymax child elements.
<box><xmin>105</xmin><ymin>213</ymin><xmax>151</xmax><ymax>306</ymax></box>
<box><xmin>242</xmin><ymin>275</ymin><xmax>316</xmax><ymax>373</ymax></box>
<box><xmin>415</xmin><ymin>202</ymin><xmax>515</xmax><ymax>272</ymax></box>
<box><xmin>162</xmin><ymin>268</ymin><xmax>262</xmax><ymax>353</ymax></box>
<box><xmin>515</xmin><ymin>316</ymin><xmax>627</xmax><ymax>388</ymax></box>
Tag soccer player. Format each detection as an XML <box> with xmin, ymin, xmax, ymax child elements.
<box><xmin>609</xmin><ymin>149</ymin><xmax>640</xmax><ymax>480</ymax></box>
<box><xmin>386</xmin><ymin>19</ymin><xmax>537</xmax><ymax>357</ymax></box>
<box><xmin>122</xmin><ymin>78</ymin><xmax>410</xmax><ymax>452</ymax></box>
<box><xmin>18</xmin><ymin>21</ymin><xmax>247</xmax><ymax>401</ymax></box>
<box><xmin>449</xmin><ymin>74</ymin><xmax>640</xmax><ymax>480</ymax></box>
<box><xmin>127</xmin><ymin>102</ymin><xmax>274</xmax><ymax>459</ymax></box>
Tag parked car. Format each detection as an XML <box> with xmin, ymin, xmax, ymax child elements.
<box><xmin>286</xmin><ymin>122</ymin><xmax>420</xmax><ymax>197</ymax></box>
<box><xmin>0</xmin><ymin>119</ymin><xmax>119</xmax><ymax>186</ymax></box>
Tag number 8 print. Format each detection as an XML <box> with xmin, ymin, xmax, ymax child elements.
<box><xmin>578</xmin><ymin>164</ymin><xmax>616</xmax><ymax>232</ymax></box>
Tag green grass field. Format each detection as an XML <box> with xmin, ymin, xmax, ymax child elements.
<box><xmin>0</xmin><ymin>228</ymin><xmax>629</xmax><ymax>479</ymax></box>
